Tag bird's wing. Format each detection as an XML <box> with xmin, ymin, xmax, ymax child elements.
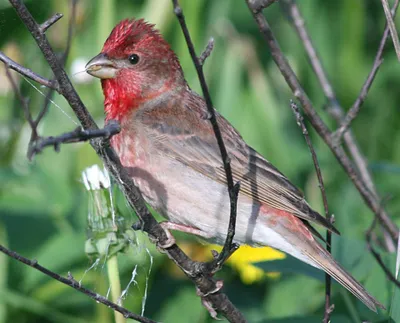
<box><xmin>140</xmin><ymin>90</ymin><xmax>338</xmax><ymax>234</ymax></box>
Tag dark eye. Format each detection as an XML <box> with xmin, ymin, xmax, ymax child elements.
<box><xmin>128</xmin><ymin>54</ymin><xmax>139</xmax><ymax>65</ymax></box>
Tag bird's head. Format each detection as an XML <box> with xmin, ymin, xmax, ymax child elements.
<box><xmin>86</xmin><ymin>19</ymin><xmax>185</xmax><ymax>120</ymax></box>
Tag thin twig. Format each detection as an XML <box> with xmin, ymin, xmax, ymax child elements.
<box><xmin>28</xmin><ymin>120</ymin><xmax>121</xmax><ymax>159</ymax></box>
<box><xmin>0</xmin><ymin>52</ymin><xmax>59</xmax><ymax>91</ymax></box>
<box><xmin>335</xmin><ymin>0</ymin><xmax>400</xmax><ymax>140</ymax></box>
<box><xmin>245</xmin><ymin>0</ymin><xmax>399</xmax><ymax>242</ymax></box>
<box><xmin>281</xmin><ymin>0</ymin><xmax>399</xmax><ymax>251</ymax></box>
<box><xmin>172</xmin><ymin>0</ymin><xmax>240</xmax><ymax>272</ymax></box>
<box><xmin>381</xmin><ymin>0</ymin><xmax>400</xmax><ymax>62</ymax></box>
<box><xmin>290</xmin><ymin>101</ymin><xmax>333</xmax><ymax>322</ymax></box>
<box><xmin>366</xmin><ymin>219</ymin><xmax>400</xmax><ymax>288</ymax></box>
<box><xmin>8</xmin><ymin>1</ymin><xmax>246</xmax><ymax>321</ymax></box>
<box><xmin>39</xmin><ymin>13</ymin><xmax>63</xmax><ymax>33</ymax></box>
<box><xmin>198</xmin><ymin>37</ymin><xmax>214</xmax><ymax>66</ymax></box>
<box><xmin>36</xmin><ymin>0</ymin><xmax>78</xmax><ymax>129</ymax></box>
<box><xmin>4</xmin><ymin>66</ymin><xmax>36</xmax><ymax>131</ymax></box>
<box><xmin>0</xmin><ymin>244</ymin><xmax>158</xmax><ymax>323</ymax></box>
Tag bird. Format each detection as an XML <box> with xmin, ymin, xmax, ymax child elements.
<box><xmin>85</xmin><ymin>18</ymin><xmax>384</xmax><ymax>312</ymax></box>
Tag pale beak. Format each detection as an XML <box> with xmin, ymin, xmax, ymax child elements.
<box><xmin>85</xmin><ymin>53</ymin><xmax>117</xmax><ymax>79</ymax></box>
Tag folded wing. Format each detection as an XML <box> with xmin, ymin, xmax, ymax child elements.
<box><xmin>140</xmin><ymin>90</ymin><xmax>339</xmax><ymax>235</ymax></box>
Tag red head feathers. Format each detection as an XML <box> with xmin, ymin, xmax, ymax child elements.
<box><xmin>89</xmin><ymin>19</ymin><xmax>185</xmax><ymax>121</ymax></box>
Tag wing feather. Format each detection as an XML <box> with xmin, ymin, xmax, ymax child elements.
<box><xmin>139</xmin><ymin>91</ymin><xmax>339</xmax><ymax>234</ymax></box>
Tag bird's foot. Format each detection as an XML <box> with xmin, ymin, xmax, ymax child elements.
<box><xmin>196</xmin><ymin>280</ymin><xmax>224</xmax><ymax>297</ymax></box>
<box><xmin>196</xmin><ymin>280</ymin><xmax>224</xmax><ymax>320</ymax></box>
<box><xmin>155</xmin><ymin>222</ymin><xmax>177</xmax><ymax>250</ymax></box>
<box><xmin>201</xmin><ymin>298</ymin><xmax>220</xmax><ymax>320</ymax></box>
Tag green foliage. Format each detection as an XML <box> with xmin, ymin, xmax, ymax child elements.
<box><xmin>0</xmin><ymin>0</ymin><xmax>400</xmax><ymax>322</ymax></box>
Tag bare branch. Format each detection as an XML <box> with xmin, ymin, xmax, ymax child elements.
<box><xmin>281</xmin><ymin>0</ymin><xmax>399</xmax><ymax>249</ymax></box>
<box><xmin>4</xmin><ymin>66</ymin><xmax>36</xmax><ymax>131</ymax></box>
<box><xmin>39</xmin><ymin>13</ymin><xmax>63</xmax><ymax>33</ymax></box>
<box><xmin>290</xmin><ymin>101</ymin><xmax>334</xmax><ymax>322</ymax></box>
<box><xmin>366</xmin><ymin>219</ymin><xmax>400</xmax><ymax>288</ymax></box>
<box><xmin>172</xmin><ymin>0</ymin><xmax>241</xmax><ymax>273</ymax></box>
<box><xmin>36</xmin><ymin>0</ymin><xmax>78</xmax><ymax>128</ymax></box>
<box><xmin>0</xmin><ymin>52</ymin><xmax>59</xmax><ymax>91</ymax></box>
<box><xmin>335</xmin><ymin>0</ymin><xmax>400</xmax><ymax>140</ymax></box>
<box><xmin>28</xmin><ymin>121</ymin><xmax>121</xmax><ymax>159</ymax></box>
<box><xmin>381</xmin><ymin>0</ymin><xmax>400</xmax><ymax>61</ymax></box>
<box><xmin>0</xmin><ymin>244</ymin><xmax>158</xmax><ymax>323</ymax></box>
<box><xmin>245</xmin><ymin>0</ymin><xmax>399</xmax><ymax>241</ymax></box>
<box><xmin>198</xmin><ymin>37</ymin><xmax>214</xmax><ymax>66</ymax></box>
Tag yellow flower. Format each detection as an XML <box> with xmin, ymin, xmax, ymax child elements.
<box><xmin>208</xmin><ymin>245</ymin><xmax>286</xmax><ymax>284</ymax></box>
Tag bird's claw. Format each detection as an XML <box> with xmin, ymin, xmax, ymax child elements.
<box><xmin>197</xmin><ymin>280</ymin><xmax>223</xmax><ymax>319</ymax></box>
<box><xmin>155</xmin><ymin>222</ymin><xmax>176</xmax><ymax>251</ymax></box>
<box><xmin>196</xmin><ymin>280</ymin><xmax>224</xmax><ymax>297</ymax></box>
<box><xmin>201</xmin><ymin>298</ymin><xmax>220</xmax><ymax>320</ymax></box>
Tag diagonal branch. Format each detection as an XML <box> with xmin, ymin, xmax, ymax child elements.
<box><xmin>0</xmin><ymin>52</ymin><xmax>59</xmax><ymax>91</ymax></box>
<box><xmin>245</xmin><ymin>0</ymin><xmax>399</xmax><ymax>242</ymax></box>
<box><xmin>0</xmin><ymin>244</ymin><xmax>158</xmax><ymax>323</ymax></box>
<box><xmin>39</xmin><ymin>12</ymin><xmax>63</xmax><ymax>33</ymax></box>
<box><xmin>366</xmin><ymin>218</ymin><xmax>400</xmax><ymax>288</ymax></box>
<box><xmin>381</xmin><ymin>0</ymin><xmax>400</xmax><ymax>62</ymax></box>
<box><xmin>36</xmin><ymin>0</ymin><xmax>78</xmax><ymax>128</ymax></box>
<box><xmin>172</xmin><ymin>0</ymin><xmax>240</xmax><ymax>272</ymax></box>
<box><xmin>281</xmin><ymin>0</ymin><xmax>399</xmax><ymax>250</ymax></box>
<box><xmin>335</xmin><ymin>0</ymin><xmax>400</xmax><ymax>140</ymax></box>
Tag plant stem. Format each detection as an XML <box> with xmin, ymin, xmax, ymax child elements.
<box><xmin>107</xmin><ymin>255</ymin><xmax>124</xmax><ymax>323</ymax></box>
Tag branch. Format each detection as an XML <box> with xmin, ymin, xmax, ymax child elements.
<box><xmin>198</xmin><ymin>37</ymin><xmax>214</xmax><ymax>66</ymax></box>
<box><xmin>290</xmin><ymin>101</ymin><xmax>334</xmax><ymax>322</ymax></box>
<box><xmin>28</xmin><ymin>121</ymin><xmax>121</xmax><ymax>159</ymax></box>
<box><xmin>335</xmin><ymin>0</ymin><xmax>400</xmax><ymax>140</ymax></box>
<box><xmin>0</xmin><ymin>244</ymin><xmax>158</xmax><ymax>323</ymax></box>
<box><xmin>281</xmin><ymin>0</ymin><xmax>399</xmax><ymax>250</ymax></box>
<box><xmin>39</xmin><ymin>12</ymin><xmax>63</xmax><ymax>33</ymax></box>
<box><xmin>245</xmin><ymin>0</ymin><xmax>399</xmax><ymax>242</ymax></box>
<box><xmin>0</xmin><ymin>52</ymin><xmax>59</xmax><ymax>91</ymax></box>
<box><xmin>8</xmin><ymin>0</ymin><xmax>246</xmax><ymax>321</ymax></box>
<box><xmin>366</xmin><ymin>219</ymin><xmax>400</xmax><ymax>289</ymax></box>
<box><xmin>35</xmin><ymin>0</ymin><xmax>78</xmax><ymax>131</ymax></box>
<box><xmin>381</xmin><ymin>0</ymin><xmax>400</xmax><ymax>62</ymax></box>
<box><xmin>5</xmin><ymin>65</ymin><xmax>36</xmax><ymax>131</ymax></box>
<box><xmin>172</xmin><ymin>0</ymin><xmax>240</xmax><ymax>272</ymax></box>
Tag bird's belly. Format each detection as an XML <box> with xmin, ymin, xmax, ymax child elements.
<box><xmin>128</xmin><ymin>153</ymin><xmax>294</xmax><ymax>250</ymax></box>
<box><xmin>114</xmin><ymin>135</ymin><xmax>305</xmax><ymax>260</ymax></box>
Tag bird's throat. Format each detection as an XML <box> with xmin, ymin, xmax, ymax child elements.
<box><xmin>102</xmin><ymin>78</ymin><xmax>142</xmax><ymax>122</ymax></box>
<box><xmin>101</xmin><ymin>77</ymin><xmax>173</xmax><ymax>122</ymax></box>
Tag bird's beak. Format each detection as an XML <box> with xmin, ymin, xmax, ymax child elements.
<box><xmin>85</xmin><ymin>53</ymin><xmax>117</xmax><ymax>79</ymax></box>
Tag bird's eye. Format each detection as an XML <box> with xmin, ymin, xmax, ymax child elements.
<box><xmin>128</xmin><ymin>54</ymin><xmax>140</xmax><ymax>65</ymax></box>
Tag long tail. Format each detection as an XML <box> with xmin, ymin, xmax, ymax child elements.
<box><xmin>303</xmin><ymin>243</ymin><xmax>385</xmax><ymax>312</ymax></box>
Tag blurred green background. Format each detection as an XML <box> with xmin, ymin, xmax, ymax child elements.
<box><xmin>1</xmin><ymin>0</ymin><xmax>400</xmax><ymax>322</ymax></box>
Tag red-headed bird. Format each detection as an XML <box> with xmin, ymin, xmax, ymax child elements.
<box><xmin>86</xmin><ymin>18</ymin><xmax>384</xmax><ymax>312</ymax></box>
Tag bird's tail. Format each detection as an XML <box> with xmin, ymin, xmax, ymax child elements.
<box><xmin>304</xmin><ymin>243</ymin><xmax>385</xmax><ymax>312</ymax></box>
